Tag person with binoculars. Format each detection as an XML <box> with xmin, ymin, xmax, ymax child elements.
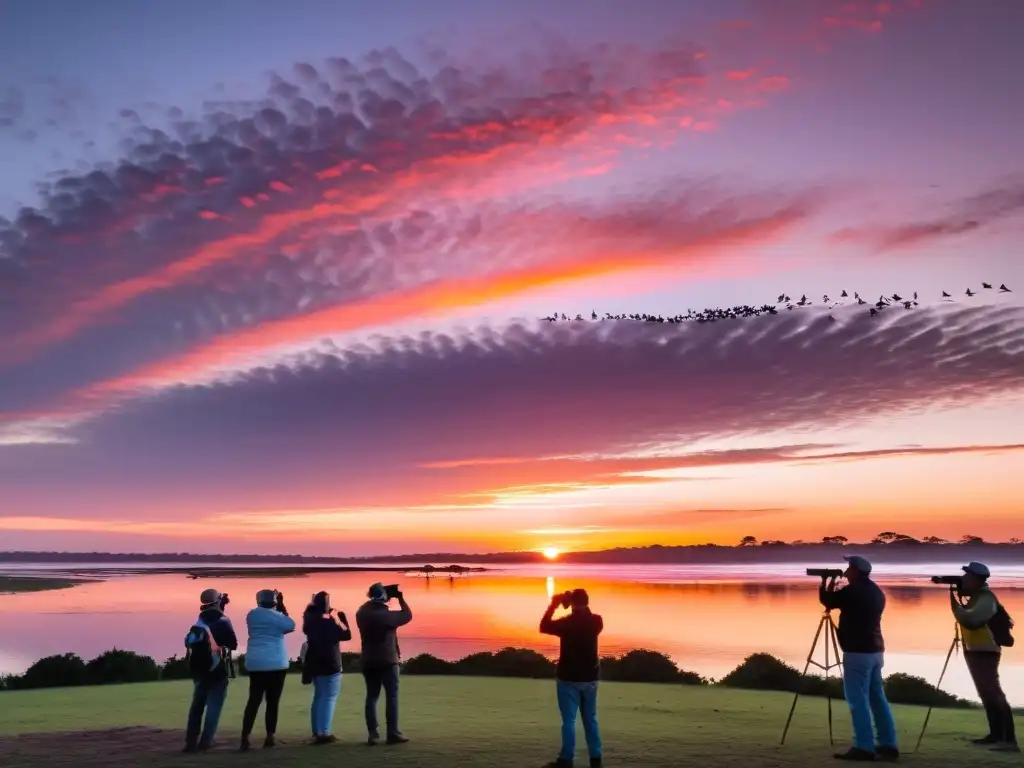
<box><xmin>240</xmin><ymin>589</ymin><xmax>295</xmax><ymax>750</ymax></box>
<box><xmin>539</xmin><ymin>588</ymin><xmax>604</xmax><ymax>768</ymax></box>
<box><xmin>356</xmin><ymin>582</ymin><xmax>413</xmax><ymax>745</ymax></box>
<box><xmin>818</xmin><ymin>556</ymin><xmax>898</xmax><ymax>762</ymax></box>
<box><xmin>947</xmin><ymin>562</ymin><xmax>1018</xmax><ymax>752</ymax></box>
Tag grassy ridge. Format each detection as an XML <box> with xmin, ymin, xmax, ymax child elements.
<box><xmin>0</xmin><ymin>576</ymin><xmax>87</xmax><ymax>594</ymax></box>
<box><xmin>0</xmin><ymin>676</ymin><xmax>1012</xmax><ymax>768</ymax></box>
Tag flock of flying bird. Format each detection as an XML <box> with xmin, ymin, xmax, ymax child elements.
<box><xmin>540</xmin><ymin>282</ymin><xmax>1013</xmax><ymax>324</ymax></box>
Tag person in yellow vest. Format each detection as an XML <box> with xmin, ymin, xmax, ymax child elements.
<box><xmin>951</xmin><ymin>562</ymin><xmax>1018</xmax><ymax>752</ymax></box>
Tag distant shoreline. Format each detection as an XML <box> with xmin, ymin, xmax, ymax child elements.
<box><xmin>2</xmin><ymin>541</ymin><xmax>1023</xmax><ymax>567</ymax></box>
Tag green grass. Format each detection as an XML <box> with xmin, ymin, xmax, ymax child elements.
<box><xmin>0</xmin><ymin>576</ymin><xmax>86</xmax><ymax>594</ymax></box>
<box><xmin>0</xmin><ymin>676</ymin><xmax>1015</xmax><ymax>767</ymax></box>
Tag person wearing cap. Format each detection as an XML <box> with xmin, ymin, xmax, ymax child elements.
<box><xmin>819</xmin><ymin>556</ymin><xmax>898</xmax><ymax>762</ymax></box>
<box><xmin>240</xmin><ymin>589</ymin><xmax>296</xmax><ymax>751</ymax></box>
<box><xmin>539</xmin><ymin>588</ymin><xmax>604</xmax><ymax>768</ymax></box>
<box><xmin>184</xmin><ymin>588</ymin><xmax>239</xmax><ymax>753</ymax></box>
<box><xmin>951</xmin><ymin>562</ymin><xmax>1018</xmax><ymax>751</ymax></box>
<box><xmin>355</xmin><ymin>582</ymin><xmax>413</xmax><ymax>745</ymax></box>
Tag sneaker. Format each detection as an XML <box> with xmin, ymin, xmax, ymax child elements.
<box><xmin>991</xmin><ymin>742</ymin><xmax>1021</xmax><ymax>753</ymax></box>
<box><xmin>197</xmin><ymin>740</ymin><xmax>215</xmax><ymax>752</ymax></box>
<box><xmin>834</xmin><ymin>747</ymin><xmax>876</xmax><ymax>761</ymax></box>
<box><xmin>182</xmin><ymin>744</ymin><xmax>198</xmax><ymax>754</ymax></box>
<box><xmin>263</xmin><ymin>735</ymin><xmax>278</xmax><ymax>748</ymax></box>
<box><xmin>386</xmin><ymin>733</ymin><xmax>410</xmax><ymax>745</ymax></box>
<box><xmin>313</xmin><ymin>734</ymin><xmax>337</xmax><ymax>745</ymax></box>
<box><xmin>970</xmin><ymin>734</ymin><xmax>999</xmax><ymax>745</ymax></box>
<box><xmin>367</xmin><ymin>731</ymin><xmax>380</xmax><ymax>746</ymax></box>
<box><xmin>875</xmin><ymin>745</ymin><xmax>899</xmax><ymax>761</ymax></box>
<box><xmin>239</xmin><ymin>736</ymin><xmax>251</xmax><ymax>752</ymax></box>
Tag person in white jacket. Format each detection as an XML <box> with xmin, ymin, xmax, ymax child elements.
<box><xmin>240</xmin><ymin>589</ymin><xmax>296</xmax><ymax>750</ymax></box>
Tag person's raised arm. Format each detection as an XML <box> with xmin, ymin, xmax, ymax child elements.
<box><xmin>594</xmin><ymin>613</ymin><xmax>604</xmax><ymax>636</ymax></box>
<box><xmin>819</xmin><ymin>581</ymin><xmax>848</xmax><ymax>611</ymax></box>
<box><xmin>953</xmin><ymin>589</ymin><xmax>998</xmax><ymax>630</ymax></box>
<box><xmin>382</xmin><ymin>595</ymin><xmax>413</xmax><ymax>628</ymax></box>
<box><xmin>331</xmin><ymin>611</ymin><xmax>352</xmax><ymax>642</ymax></box>
<box><xmin>218</xmin><ymin>615</ymin><xmax>239</xmax><ymax>651</ymax></box>
<box><xmin>273</xmin><ymin>610</ymin><xmax>297</xmax><ymax>634</ymax></box>
<box><xmin>539</xmin><ymin>595</ymin><xmax>564</xmax><ymax>636</ymax></box>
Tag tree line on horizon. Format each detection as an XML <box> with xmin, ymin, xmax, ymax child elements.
<box><xmin>738</xmin><ymin>532</ymin><xmax>1023</xmax><ymax>547</ymax></box>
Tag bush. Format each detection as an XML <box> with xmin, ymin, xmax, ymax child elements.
<box><xmin>718</xmin><ymin>653</ymin><xmax>807</xmax><ymax>693</ymax></box>
<box><xmin>0</xmin><ymin>673</ymin><xmax>23</xmax><ymax>691</ymax></box>
<box><xmin>459</xmin><ymin>648</ymin><xmax>555</xmax><ymax>678</ymax></box>
<box><xmin>85</xmin><ymin>649</ymin><xmax>160</xmax><ymax>685</ymax></box>
<box><xmin>18</xmin><ymin>653</ymin><xmax>88</xmax><ymax>689</ymax></box>
<box><xmin>403</xmin><ymin>653</ymin><xmax>456</xmax><ymax>675</ymax></box>
<box><xmin>884</xmin><ymin>672</ymin><xmax>972</xmax><ymax>709</ymax></box>
<box><xmin>161</xmin><ymin>654</ymin><xmax>191</xmax><ymax>680</ymax></box>
<box><xmin>601</xmin><ymin>649</ymin><xmax>707</xmax><ymax>685</ymax></box>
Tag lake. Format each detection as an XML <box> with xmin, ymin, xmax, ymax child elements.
<box><xmin>2</xmin><ymin>560</ymin><xmax>1022</xmax><ymax>704</ymax></box>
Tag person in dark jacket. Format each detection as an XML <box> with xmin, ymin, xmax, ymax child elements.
<box><xmin>819</xmin><ymin>556</ymin><xmax>898</xmax><ymax>762</ymax></box>
<box><xmin>302</xmin><ymin>591</ymin><xmax>352</xmax><ymax>744</ymax></box>
<box><xmin>184</xmin><ymin>588</ymin><xmax>239</xmax><ymax>753</ymax></box>
<box><xmin>355</xmin><ymin>582</ymin><xmax>412</xmax><ymax>745</ymax></box>
<box><xmin>539</xmin><ymin>588</ymin><xmax>603</xmax><ymax>768</ymax></box>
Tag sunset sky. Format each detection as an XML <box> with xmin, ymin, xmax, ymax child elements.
<box><xmin>1</xmin><ymin>0</ymin><xmax>1022</xmax><ymax>556</ymax></box>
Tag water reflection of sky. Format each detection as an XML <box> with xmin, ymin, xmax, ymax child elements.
<box><xmin>1</xmin><ymin>562</ymin><xmax>1022</xmax><ymax>704</ymax></box>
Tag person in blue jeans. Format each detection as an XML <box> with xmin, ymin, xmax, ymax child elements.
<box><xmin>301</xmin><ymin>591</ymin><xmax>352</xmax><ymax>744</ymax></box>
<box><xmin>820</xmin><ymin>556</ymin><xmax>898</xmax><ymax>762</ymax></box>
<box><xmin>540</xmin><ymin>588</ymin><xmax>603</xmax><ymax>768</ymax></box>
<box><xmin>355</xmin><ymin>582</ymin><xmax>413</xmax><ymax>745</ymax></box>
<box><xmin>184</xmin><ymin>588</ymin><xmax>238</xmax><ymax>753</ymax></box>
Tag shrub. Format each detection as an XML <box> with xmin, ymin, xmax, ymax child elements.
<box><xmin>602</xmin><ymin>649</ymin><xmax>707</xmax><ymax>685</ymax></box>
<box><xmin>403</xmin><ymin>654</ymin><xmax>456</xmax><ymax>675</ymax></box>
<box><xmin>718</xmin><ymin>653</ymin><xmax>807</xmax><ymax>693</ymax></box>
<box><xmin>19</xmin><ymin>653</ymin><xmax>88</xmax><ymax>689</ymax></box>
<box><xmin>0</xmin><ymin>673</ymin><xmax>23</xmax><ymax>691</ymax></box>
<box><xmin>85</xmin><ymin>649</ymin><xmax>160</xmax><ymax>685</ymax></box>
<box><xmin>884</xmin><ymin>673</ymin><xmax>972</xmax><ymax>709</ymax></box>
<box><xmin>460</xmin><ymin>647</ymin><xmax>555</xmax><ymax>678</ymax></box>
<box><xmin>161</xmin><ymin>654</ymin><xmax>191</xmax><ymax>680</ymax></box>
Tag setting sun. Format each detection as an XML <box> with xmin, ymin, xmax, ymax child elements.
<box><xmin>542</xmin><ymin>547</ymin><xmax>561</xmax><ymax>560</ymax></box>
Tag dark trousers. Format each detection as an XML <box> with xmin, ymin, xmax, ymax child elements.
<box><xmin>186</xmin><ymin>676</ymin><xmax>228</xmax><ymax>747</ymax></box>
<box><xmin>363</xmin><ymin>663</ymin><xmax>400</xmax><ymax>736</ymax></box>
<box><xmin>966</xmin><ymin>651</ymin><xmax>1016</xmax><ymax>743</ymax></box>
<box><xmin>241</xmin><ymin>670</ymin><xmax>288</xmax><ymax>737</ymax></box>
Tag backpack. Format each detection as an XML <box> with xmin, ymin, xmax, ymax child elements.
<box><xmin>185</xmin><ymin>619</ymin><xmax>223</xmax><ymax>677</ymax></box>
<box><xmin>989</xmin><ymin>602</ymin><xmax>1015</xmax><ymax>648</ymax></box>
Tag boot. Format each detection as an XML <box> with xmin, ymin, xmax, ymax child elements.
<box><xmin>239</xmin><ymin>735</ymin><xmax>251</xmax><ymax>752</ymax></box>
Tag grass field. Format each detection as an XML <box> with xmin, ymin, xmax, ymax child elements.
<box><xmin>0</xmin><ymin>675</ymin><xmax>1016</xmax><ymax>767</ymax></box>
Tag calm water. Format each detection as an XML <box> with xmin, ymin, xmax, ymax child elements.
<box><xmin>2</xmin><ymin>561</ymin><xmax>1022</xmax><ymax>704</ymax></box>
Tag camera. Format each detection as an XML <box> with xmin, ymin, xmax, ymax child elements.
<box><xmin>931</xmin><ymin>575</ymin><xmax>963</xmax><ymax>588</ymax></box>
<box><xmin>275</xmin><ymin>591</ymin><xmax>288</xmax><ymax>615</ymax></box>
<box><xmin>219</xmin><ymin>593</ymin><xmax>231</xmax><ymax>610</ymax></box>
<box><xmin>384</xmin><ymin>584</ymin><xmax>402</xmax><ymax>600</ymax></box>
<box><xmin>807</xmin><ymin>568</ymin><xmax>844</xmax><ymax>578</ymax></box>
<box><xmin>558</xmin><ymin>590</ymin><xmax>573</xmax><ymax>609</ymax></box>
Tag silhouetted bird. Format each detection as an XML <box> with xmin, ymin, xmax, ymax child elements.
<box><xmin>942</xmin><ymin>291</ymin><xmax>951</xmax><ymax>298</ymax></box>
<box><xmin>892</xmin><ymin>293</ymin><xmax>902</xmax><ymax>302</ymax></box>
<box><xmin>841</xmin><ymin>290</ymin><xmax>849</xmax><ymax>298</ymax></box>
<box><xmin>870</xmin><ymin>308</ymin><xmax>878</xmax><ymax>317</ymax></box>
<box><xmin>966</xmin><ymin>288</ymin><xmax>975</xmax><ymax>297</ymax></box>
<box><xmin>982</xmin><ymin>282</ymin><xmax>992</xmax><ymax>289</ymax></box>
<box><xmin>1000</xmin><ymin>284</ymin><xmax>1012</xmax><ymax>293</ymax></box>
<box><xmin>591</xmin><ymin>310</ymin><xmax>597</xmax><ymax>320</ymax></box>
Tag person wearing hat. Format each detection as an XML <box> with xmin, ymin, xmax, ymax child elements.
<box><xmin>818</xmin><ymin>556</ymin><xmax>898</xmax><ymax>762</ymax></box>
<box><xmin>184</xmin><ymin>588</ymin><xmax>239</xmax><ymax>753</ymax></box>
<box><xmin>951</xmin><ymin>562</ymin><xmax>1018</xmax><ymax>751</ymax></box>
<box><xmin>355</xmin><ymin>582</ymin><xmax>413</xmax><ymax>745</ymax></box>
<box><xmin>240</xmin><ymin>589</ymin><xmax>296</xmax><ymax>750</ymax></box>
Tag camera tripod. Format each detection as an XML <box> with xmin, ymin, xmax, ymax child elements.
<box><xmin>780</xmin><ymin>608</ymin><xmax>843</xmax><ymax>745</ymax></box>
<box><xmin>913</xmin><ymin>621</ymin><xmax>962</xmax><ymax>753</ymax></box>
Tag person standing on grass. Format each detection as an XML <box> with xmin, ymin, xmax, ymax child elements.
<box><xmin>183</xmin><ymin>588</ymin><xmax>238</xmax><ymax>753</ymax></box>
<box><xmin>302</xmin><ymin>591</ymin><xmax>352</xmax><ymax>744</ymax></box>
<box><xmin>539</xmin><ymin>588</ymin><xmax>604</xmax><ymax>768</ymax></box>
<box><xmin>240</xmin><ymin>589</ymin><xmax>296</xmax><ymax>751</ymax></box>
<box><xmin>355</xmin><ymin>582</ymin><xmax>413</xmax><ymax>745</ymax></box>
<box><xmin>819</xmin><ymin>555</ymin><xmax>899</xmax><ymax>762</ymax></box>
<box><xmin>951</xmin><ymin>562</ymin><xmax>1018</xmax><ymax>752</ymax></box>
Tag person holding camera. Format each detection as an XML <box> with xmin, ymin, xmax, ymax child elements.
<box><xmin>240</xmin><ymin>589</ymin><xmax>296</xmax><ymax>751</ymax></box>
<box><xmin>951</xmin><ymin>562</ymin><xmax>1018</xmax><ymax>751</ymax></box>
<box><xmin>355</xmin><ymin>582</ymin><xmax>413</xmax><ymax>745</ymax></box>
<box><xmin>302</xmin><ymin>591</ymin><xmax>352</xmax><ymax>744</ymax></box>
<box><xmin>183</xmin><ymin>588</ymin><xmax>238</xmax><ymax>753</ymax></box>
<box><xmin>539</xmin><ymin>588</ymin><xmax>604</xmax><ymax>768</ymax></box>
<box><xmin>819</xmin><ymin>556</ymin><xmax>898</xmax><ymax>762</ymax></box>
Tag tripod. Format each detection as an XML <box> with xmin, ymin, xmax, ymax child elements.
<box><xmin>914</xmin><ymin>621</ymin><xmax>962</xmax><ymax>752</ymax></box>
<box><xmin>780</xmin><ymin>608</ymin><xmax>844</xmax><ymax>745</ymax></box>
